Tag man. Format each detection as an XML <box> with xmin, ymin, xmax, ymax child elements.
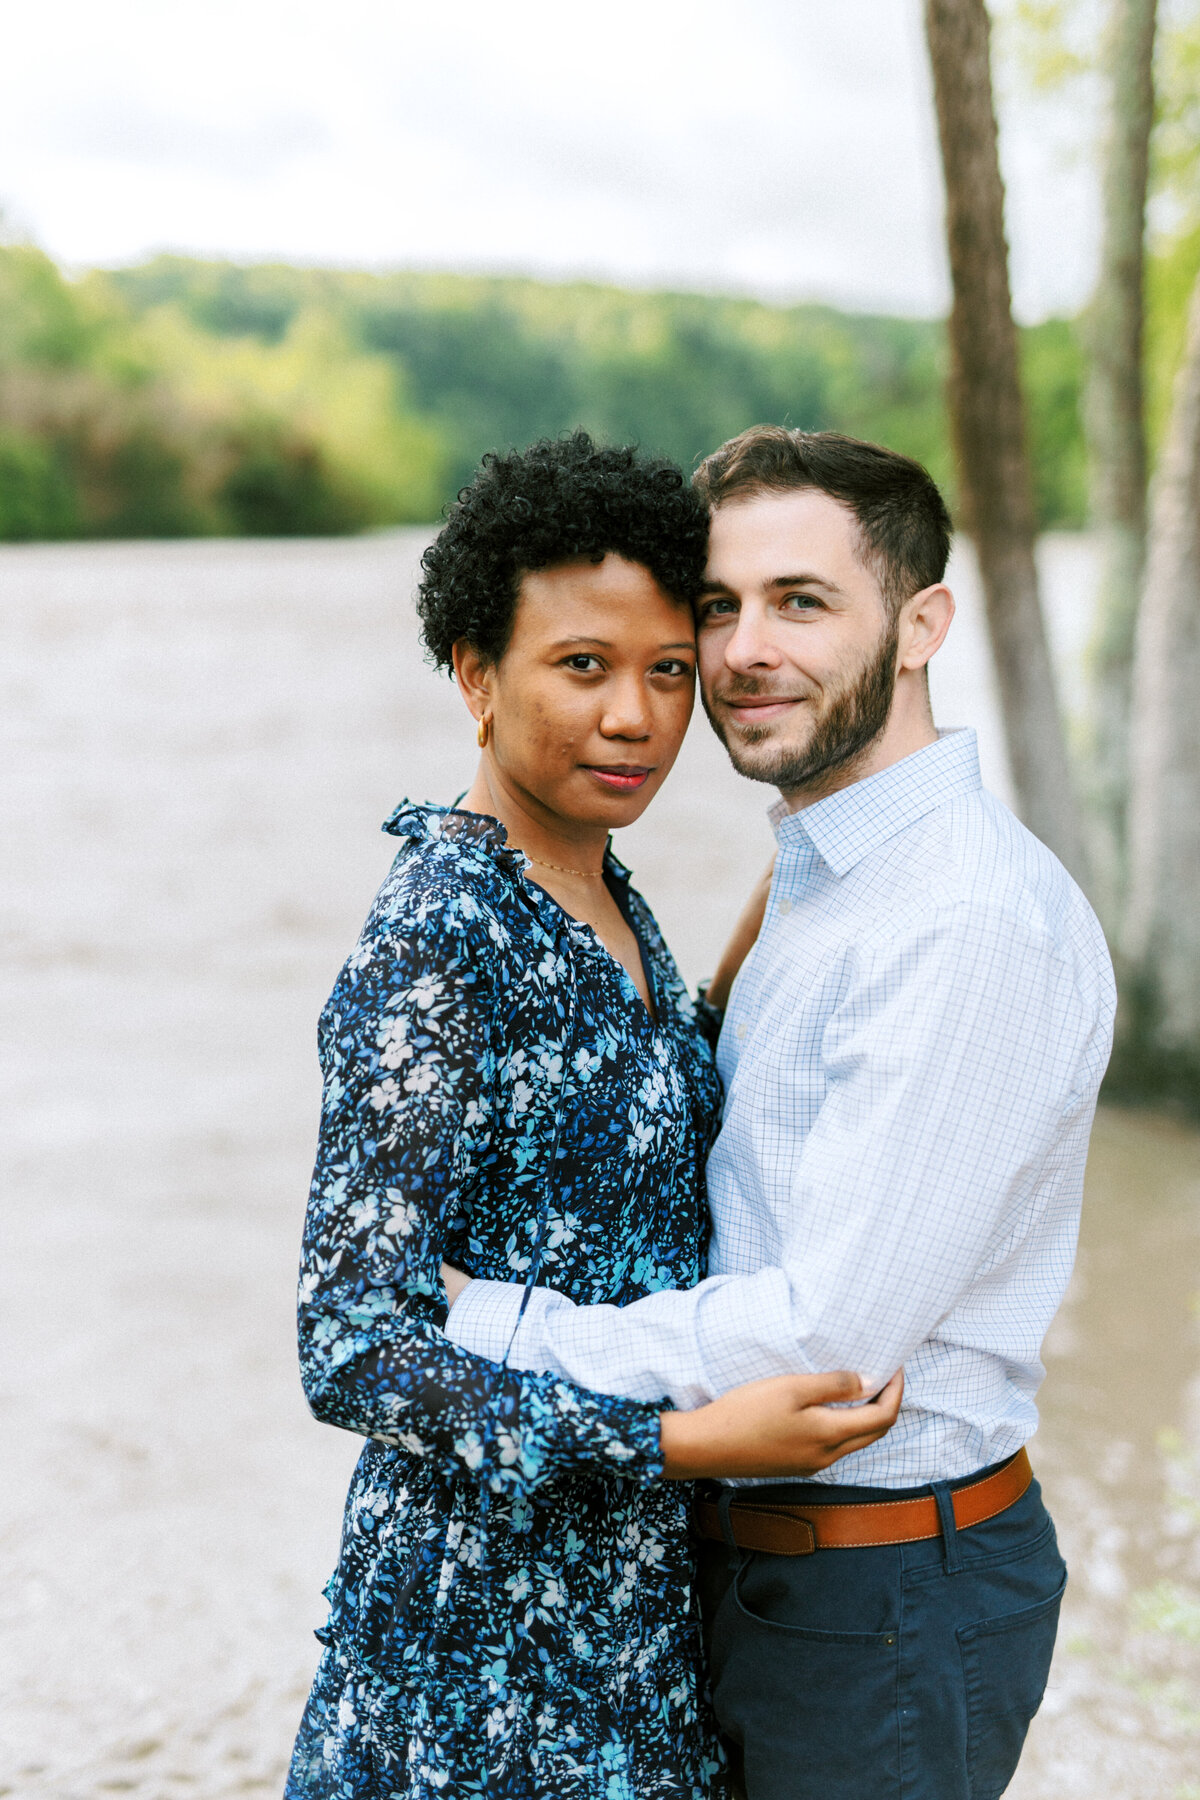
<box><xmin>444</xmin><ymin>427</ymin><xmax>1116</xmax><ymax>1799</ymax></box>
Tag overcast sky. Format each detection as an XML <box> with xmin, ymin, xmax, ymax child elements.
<box><xmin>0</xmin><ymin>0</ymin><xmax>1099</xmax><ymax>320</ymax></box>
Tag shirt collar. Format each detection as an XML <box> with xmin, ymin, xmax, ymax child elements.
<box><xmin>770</xmin><ymin>729</ymin><xmax>982</xmax><ymax>877</ymax></box>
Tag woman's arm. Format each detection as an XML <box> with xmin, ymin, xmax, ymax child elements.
<box><xmin>704</xmin><ymin>855</ymin><xmax>775</xmax><ymax>1014</ymax></box>
<box><xmin>659</xmin><ymin>1369</ymin><xmax>903</xmax><ymax>1478</ymax></box>
<box><xmin>298</xmin><ymin>893</ymin><xmax>665</xmax><ymax>1500</ymax></box>
<box><xmin>442</xmin><ymin>1263</ymin><xmax>903</xmax><ymax>1480</ymax></box>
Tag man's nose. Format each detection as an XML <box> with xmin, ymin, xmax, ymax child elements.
<box><xmin>723</xmin><ymin>607</ymin><xmax>784</xmax><ymax>673</ymax></box>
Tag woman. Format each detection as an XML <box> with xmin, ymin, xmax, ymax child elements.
<box><xmin>286</xmin><ymin>433</ymin><xmax>897</xmax><ymax>1800</ymax></box>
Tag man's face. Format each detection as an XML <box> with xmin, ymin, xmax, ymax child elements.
<box><xmin>696</xmin><ymin>488</ymin><xmax>898</xmax><ymax>799</ymax></box>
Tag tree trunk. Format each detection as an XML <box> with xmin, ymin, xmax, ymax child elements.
<box><xmin>1083</xmin><ymin>0</ymin><xmax>1157</xmax><ymax>927</ymax></box>
<box><xmin>924</xmin><ymin>0</ymin><xmax>1088</xmax><ymax>883</ymax></box>
<box><xmin>1123</xmin><ymin>264</ymin><xmax>1200</xmax><ymax>1090</ymax></box>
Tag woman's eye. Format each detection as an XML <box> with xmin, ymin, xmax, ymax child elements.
<box><xmin>563</xmin><ymin>654</ymin><xmax>602</xmax><ymax>672</ymax></box>
<box><xmin>652</xmin><ymin>659</ymin><xmax>693</xmax><ymax>678</ymax></box>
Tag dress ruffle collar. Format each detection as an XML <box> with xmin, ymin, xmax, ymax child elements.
<box><xmin>382</xmin><ymin>800</ymin><xmax>630</xmax><ymax>884</ymax></box>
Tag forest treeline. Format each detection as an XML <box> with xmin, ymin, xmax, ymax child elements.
<box><xmin>0</xmin><ymin>245</ymin><xmax>1103</xmax><ymax>540</ymax></box>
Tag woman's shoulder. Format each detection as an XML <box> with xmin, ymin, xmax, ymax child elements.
<box><xmin>355</xmin><ymin>801</ymin><xmax>529</xmax><ymax>967</ymax></box>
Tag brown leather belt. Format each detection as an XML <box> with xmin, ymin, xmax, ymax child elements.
<box><xmin>694</xmin><ymin>1447</ymin><xmax>1033</xmax><ymax>1557</ymax></box>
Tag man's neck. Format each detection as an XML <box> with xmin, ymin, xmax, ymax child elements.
<box><xmin>781</xmin><ymin>689</ymin><xmax>938</xmax><ymax>814</ymax></box>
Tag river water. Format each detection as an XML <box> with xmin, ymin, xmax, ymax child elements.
<box><xmin>1</xmin><ymin>532</ymin><xmax>1197</xmax><ymax>1798</ymax></box>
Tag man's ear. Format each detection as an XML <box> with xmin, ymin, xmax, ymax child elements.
<box><xmin>451</xmin><ymin>640</ymin><xmax>494</xmax><ymax>721</ymax></box>
<box><xmin>898</xmin><ymin>584</ymin><xmax>954</xmax><ymax>673</ymax></box>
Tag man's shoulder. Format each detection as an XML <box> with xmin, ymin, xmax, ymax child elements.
<box><xmin>862</xmin><ymin>787</ymin><xmax>1112</xmax><ymax>988</ymax></box>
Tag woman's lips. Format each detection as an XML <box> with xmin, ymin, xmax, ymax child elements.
<box><xmin>584</xmin><ymin>766</ymin><xmax>652</xmax><ymax>791</ymax></box>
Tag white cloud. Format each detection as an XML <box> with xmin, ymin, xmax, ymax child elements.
<box><xmin>0</xmin><ymin>0</ymin><xmax>1098</xmax><ymax>319</ymax></box>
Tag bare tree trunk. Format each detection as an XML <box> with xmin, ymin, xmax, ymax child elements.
<box><xmin>1084</xmin><ymin>0</ymin><xmax>1157</xmax><ymax>926</ymax></box>
<box><xmin>1123</xmin><ymin>265</ymin><xmax>1200</xmax><ymax>1087</ymax></box>
<box><xmin>924</xmin><ymin>0</ymin><xmax>1087</xmax><ymax>883</ymax></box>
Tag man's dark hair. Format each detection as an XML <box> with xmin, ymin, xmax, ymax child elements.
<box><xmin>417</xmin><ymin>430</ymin><xmax>709</xmax><ymax>670</ymax></box>
<box><xmin>693</xmin><ymin>426</ymin><xmax>952</xmax><ymax>618</ymax></box>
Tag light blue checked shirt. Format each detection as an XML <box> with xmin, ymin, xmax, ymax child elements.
<box><xmin>447</xmin><ymin>730</ymin><xmax>1116</xmax><ymax>1486</ymax></box>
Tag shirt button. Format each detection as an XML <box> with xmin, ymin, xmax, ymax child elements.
<box><xmin>778</xmin><ymin>898</ymin><xmax>792</xmax><ymax>916</ymax></box>
<box><xmin>736</xmin><ymin>1024</ymin><xmax>747</xmax><ymax>1040</ymax></box>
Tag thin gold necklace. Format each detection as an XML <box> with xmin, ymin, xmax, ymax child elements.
<box><xmin>526</xmin><ymin>853</ymin><xmax>605</xmax><ymax>879</ymax></box>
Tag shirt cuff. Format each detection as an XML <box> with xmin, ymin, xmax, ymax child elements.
<box><xmin>445</xmin><ymin>1277</ymin><xmax>541</xmax><ymax>1366</ymax></box>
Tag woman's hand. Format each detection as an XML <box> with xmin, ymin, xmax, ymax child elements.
<box><xmin>659</xmin><ymin>1369</ymin><xmax>903</xmax><ymax>1480</ymax></box>
<box><xmin>705</xmin><ymin>855</ymin><xmax>776</xmax><ymax>1014</ymax></box>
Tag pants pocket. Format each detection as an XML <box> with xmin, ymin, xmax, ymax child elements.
<box><xmin>713</xmin><ymin>1555</ymin><xmax>901</xmax><ymax>1799</ymax></box>
<box><xmin>957</xmin><ymin>1566</ymin><xmax>1067</xmax><ymax>1800</ymax></box>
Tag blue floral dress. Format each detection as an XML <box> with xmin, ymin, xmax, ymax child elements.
<box><xmin>286</xmin><ymin>803</ymin><xmax>726</xmax><ymax>1800</ymax></box>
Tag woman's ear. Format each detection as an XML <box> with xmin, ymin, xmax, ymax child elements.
<box><xmin>451</xmin><ymin>640</ymin><xmax>494</xmax><ymax>721</ymax></box>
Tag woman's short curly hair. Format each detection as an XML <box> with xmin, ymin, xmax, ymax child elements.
<box><xmin>416</xmin><ymin>431</ymin><xmax>709</xmax><ymax>670</ymax></box>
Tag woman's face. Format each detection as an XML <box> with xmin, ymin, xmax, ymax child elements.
<box><xmin>462</xmin><ymin>554</ymin><xmax>697</xmax><ymax>832</ymax></box>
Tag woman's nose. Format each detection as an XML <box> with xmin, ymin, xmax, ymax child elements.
<box><xmin>599</xmin><ymin>680</ymin><xmax>653</xmax><ymax>738</ymax></box>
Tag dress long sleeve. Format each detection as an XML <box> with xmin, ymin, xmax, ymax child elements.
<box><xmin>297</xmin><ymin>875</ymin><xmax>665</xmax><ymax>1498</ymax></box>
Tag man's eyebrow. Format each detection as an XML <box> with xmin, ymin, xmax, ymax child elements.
<box><xmin>767</xmin><ymin>572</ymin><xmax>845</xmax><ymax>596</ymax></box>
<box><xmin>698</xmin><ymin>572</ymin><xmax>846</xmax><ymax>597</ymax></box>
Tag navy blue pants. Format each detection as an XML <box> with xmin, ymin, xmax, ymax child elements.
<box><xmin>696</xmin><ymin>1460</ymin><xmax>1066</xmax><ymax>1800</ymax></box>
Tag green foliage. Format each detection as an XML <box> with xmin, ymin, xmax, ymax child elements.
<box><xmin>1153</xmin><ymin>1</ymin><xmax>1200</xmax><ymax>230</ymax></box>
<box><xmin>0</xmin><ymin>246</ymin><xmax>448</xmax><ymax>539</ymax></box>
<box><xmin>0</xmin><ymin>243</ymin><xmax>112</xmax><ymax>371</ymax></box>
<box><xmin>1021</xmin><ymin>316</ymin><xmax>1089</xmax><ymax>525</ymax></box>
<box><xmin>996</xmin><ymin>0</ymin><xmax>1200</xmax><ymax>465</ymax></box>
<box><xmin>1145</xmin><ymin>4</ymin><xmax>1200</xmax><ymax>445</ymax></box>
<box><xmin>343</xmin><ymin>274</ymin><xmax>954</xmax><ymax>504</ymax></box>
<box><xmin>0</xmin><ymin>426</ymin><xmax>76</xmax><ymax>538</ymax></box>
<box><xmin>1001</xmin><ymin>0</ymin><xmax>1099</xmax><ymax>89</ymax></box>
<box><xmin>1131</xmin><ymin>1580</ymin><xmax>1200</xmax><ymax>1643</ymax></box>
<box><xmin>1146</xmin><ymin>223</ymin><xmax>1200</xmax><ymax>446</ymax></box>
<box><xmin>0</xmin><ymin>247</ymin><xmax>1092</xmax><ymax>539</ymax></box>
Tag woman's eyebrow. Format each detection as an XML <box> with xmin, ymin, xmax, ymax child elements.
<box><xmin>548</xmin><ymin>636</ymin><xmax>696</xmax><ymax>651</ymax></box>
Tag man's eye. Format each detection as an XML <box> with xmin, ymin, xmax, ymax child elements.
<box><xmin>699</xmin><ymin>599</ymin><xmax>737</xmax><ymax>621</ymax></box>
<box><xmin>782</xmin><ymin>593</ymin><xmax>822</xmax><ymax>612</ymax></box>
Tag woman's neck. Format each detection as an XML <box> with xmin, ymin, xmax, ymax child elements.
<box><xmin>461</xmin><ymin>760</ymin><xmax>609</xmax><ymax>876</ymax></box>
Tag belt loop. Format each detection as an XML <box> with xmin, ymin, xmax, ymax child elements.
<box><xmin>932</xmin><ymin>1481</ymin><xmax>962</xmax><ymax>1574</ymax></box>
<box><xmin>716</xmin><ymin>1487</ymin><xmax>740</xmax><ymax>1553</ymax></box>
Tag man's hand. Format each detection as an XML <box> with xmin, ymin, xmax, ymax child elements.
<box><xmin>659</xmin><ymin>1369</ymin><xmax>904</xmax><ymax>1480</ymax></box>
<box><xmin>441</xmin><ymin>1262</ymin><xmax>472</xmax><ymax>1309</ymax></box>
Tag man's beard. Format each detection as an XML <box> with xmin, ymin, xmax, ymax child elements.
<box><xmin>703</xmin><ymin>619</ymin><xmax>899</xmax><ymax>798</ymax></box>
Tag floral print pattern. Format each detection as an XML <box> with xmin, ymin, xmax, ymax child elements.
<box><xmin>286</xmin><ymin>803</ymin><xmax>725</xmax><ymax>1799</ymax></box>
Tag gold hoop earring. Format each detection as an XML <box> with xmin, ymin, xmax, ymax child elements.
<box><xmin>476</xmin><ymin>713</ymin><xmax>491</xmax><ymax>749</ymax></box>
